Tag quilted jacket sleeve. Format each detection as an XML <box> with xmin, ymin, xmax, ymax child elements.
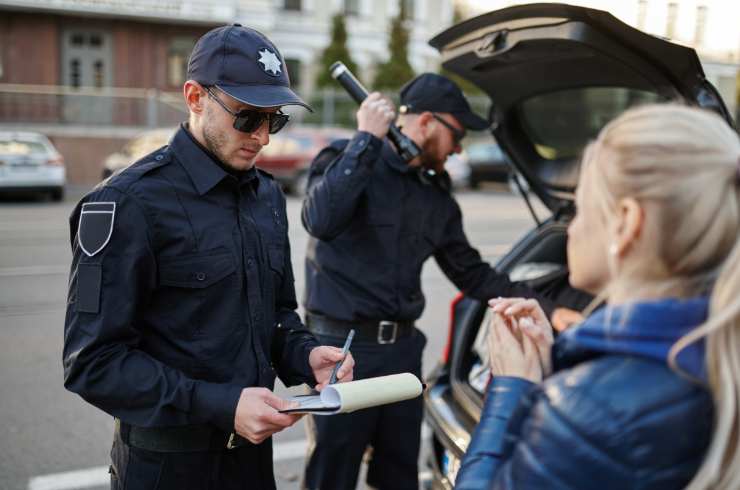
<box><xmin>455</xmin><ymin>357</ymin><xmax>713</xmax><ymax>490</ymax></box>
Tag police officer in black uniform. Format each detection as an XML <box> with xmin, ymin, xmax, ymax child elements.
<box><xmin>63</xmin><ymin>25</ymin><xmax>354</xmax><ymax>490</ymax></box>
<box><xmin>300</xmin><ymin>74</ymin><xmax>566</xmax><ymax>489</ymax></box>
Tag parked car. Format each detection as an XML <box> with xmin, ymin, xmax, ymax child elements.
<box><xmin>443</xmin><ymin>151</ymin><xmax>471</xmax><ymax>189</ymax></box>
<box><xmin>421</xmin><ymin>4</ymin><xmax>735</xmax><ymax>488</ymax></box>
<box><xmin>0</xmin><ymin>131</ymin><xmax>66</xmax><ymax>201</ymax></box>
<box><xmin>465</xmin><ymin>141</ymin><xmax>510</xmax><ymax>188</ymax></box>
<box><xmin>255</xmin><ymin>126</ymin><xmax>353</xmax><ymax>194</ymax></box>
<box><xmin>101</xmin><ymin>128</ymin><xmax>175</xmax><ymax>179</ymax></box>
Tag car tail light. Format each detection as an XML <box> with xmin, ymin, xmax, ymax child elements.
<box><xmin>46</xmin><ymin>155</ymin><xmax>65</xmax><ymax>166</ymax></box>
<box><xmin>442</xmin><ymin>293</ymin><xmax>465</xmax><ymax>364</ymax></box>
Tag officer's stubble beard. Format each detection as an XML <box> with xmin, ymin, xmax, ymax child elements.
<box><xmin>201</xmin><ymin>104</ymin><xmax>259</xmax><ymax>171</ymax></box>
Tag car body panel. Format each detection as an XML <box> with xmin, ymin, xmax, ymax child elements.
<box><xmin>0</xmin><ymin>132</ymin><xmax>66</xmax><ymax>196</ymax></box>
<box><xmin>430</xmin><ymin>2</ymin><xmax>734</xmax><ymax>212</ymax></box>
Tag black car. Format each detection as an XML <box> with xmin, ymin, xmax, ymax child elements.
<box><xmin>465</xmin><ymin>141</ymin><xmax>511</xmax><ymax>188</ymax></box>
<box><xmin>421</xmin><ymin>4</ymin><xmax>734</xmax><ymax>488</ymax></box>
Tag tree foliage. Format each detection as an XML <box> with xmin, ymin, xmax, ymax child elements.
<box><xmin>315</xmin><ymin>13</ymin><xmax>359</xmax><ymax>89</ymax></box>
<box><xmin>372</xmin><ymin>0</ymin><xmax>416</xmax><ymax>91</ymax></box>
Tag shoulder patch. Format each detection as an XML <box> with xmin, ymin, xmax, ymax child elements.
<box><xmin>78</xmin><ymin>202</ymin><xmax>116</xmax><ymax>257</ymax></box>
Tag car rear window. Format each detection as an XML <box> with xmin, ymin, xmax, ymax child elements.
<box><xmin>519</xmin><ymin>87</ymin><xmax>664</xmax><ymax>162</ymax></box>
<box><xmin>0</xmin><ymin>139</ymin><xmax>50</xmax><ymax>156</ymax></box>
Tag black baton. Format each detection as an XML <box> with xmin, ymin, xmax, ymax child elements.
<box><xmin>330</xmin><ymin>62</ymin><xmax>421</xmax><ymax>163</ymax></box>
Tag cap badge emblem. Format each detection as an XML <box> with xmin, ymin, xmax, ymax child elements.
<box><xmin>258</xmin><ymin>48</ymin><xmax>282</xmax><ymax>76</ymax></box>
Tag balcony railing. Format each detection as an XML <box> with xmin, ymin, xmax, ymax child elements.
<box><xmin>0</xmin><ymin>0</ymin><xmax>237</xmax><ymax>23</ymax></box>
<box><xmin>0</xmin><ymin>84</ymin><xmax>187</xmax><ymax>129</ymax></box>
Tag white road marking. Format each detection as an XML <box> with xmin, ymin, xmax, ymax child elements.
<box><xmin>27</xmin><ymin>439</ymin><xmax>310</xmax><ymax>490</ymax></box>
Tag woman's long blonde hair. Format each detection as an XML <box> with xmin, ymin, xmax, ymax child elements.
<box><xmin>581</xmin><ymin>104</ymin><xmax>740</xmax><ymax>489</ymax></box>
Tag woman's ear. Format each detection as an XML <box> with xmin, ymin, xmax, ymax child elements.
<box><xmin>613</xmin><ymin>197</ymin><xmax>644</xmax><ymax>258</ymax></box>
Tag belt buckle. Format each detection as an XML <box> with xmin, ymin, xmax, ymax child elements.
<box><xmin>226</xmin><ymin>432</ymin><xmax>238</xmax><ymax>450</ymax></box>
<box><xmin>377</xmin><ymin>321</ymin><xmax>398</xmax><ymax>344</ymax></box>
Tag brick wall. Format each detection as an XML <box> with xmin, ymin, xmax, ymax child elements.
<box><xmin>48</xmin><ymin>135</ymin><xmax>129</xmax><ymax>185</ymax></box>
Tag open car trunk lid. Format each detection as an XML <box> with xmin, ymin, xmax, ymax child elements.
<box><xmin>431</xmin><ymin>3</ymin><xmax>734</xmax><ymax>212</ymax></box>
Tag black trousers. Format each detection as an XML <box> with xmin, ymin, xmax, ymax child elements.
<box><xmin>303</xmin><ymin>328</ymin><xmax>426</xmax><ymax>490</ymax></box>
<box><xmin>109</xmin><ymin>428</ymin><xmax>275</xmax><ymax>490</ymax></box>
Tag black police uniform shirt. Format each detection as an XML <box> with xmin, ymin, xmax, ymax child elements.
<box><xmin>301</xmin><ymin>131</ymin><xmax>555</xmax><ymax>323</ymax></box>
<box><xmin>63</xmin><ymin>124</ymin><xmax>318</xmax><ymax>432</ymax></box>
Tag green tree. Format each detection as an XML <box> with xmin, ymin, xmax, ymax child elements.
<box><xmin>315</xmin><ymin>13</ymin><xmax>359</xmax><ymax>89</ymax></box>
<box><xmin>372</xmin><ymin>0</ymin><xmax>416</xmax><ymax>91</ymax></box>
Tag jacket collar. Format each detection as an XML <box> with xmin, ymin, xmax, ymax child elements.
<box><xmin>170</xmin><ymin>124</ymin><xmax>259</xmax><ymax>195</ymax></box>
<box><xmin>380</xmin><ymin>139</ymin><xmax>452</xmax><ymax>191</ymax></box>
<box><xmin>554</xmin><ymin>297</ymin><xmax>709</xmax><ymax>381</ymax></box>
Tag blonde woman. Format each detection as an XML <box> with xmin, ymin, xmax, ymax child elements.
<box><xmin>454</xmin><ymin>104</ymin><xmax>740</xmax><ymax>489</ymax></box>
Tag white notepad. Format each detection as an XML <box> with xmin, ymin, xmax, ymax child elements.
<box><xmin>279</xmin><ymin>373</ymin><xmax>423</xmax><ymax>415</ymax></box>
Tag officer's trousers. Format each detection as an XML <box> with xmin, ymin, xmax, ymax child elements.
<box><xmin>303</xmin><ymin>328</ymin><xmax>426</xmax><ymax>490</ymax></box>
<box><xmin>109</xmin><ymin>427</ymin><xmax>276</xmax><ymax>490</ymax></box>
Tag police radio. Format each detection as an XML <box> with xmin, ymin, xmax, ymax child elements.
<box><xmin>330</xmin><ymin>62</ymin><xmax>421</xmax><ymax>163</ymax></box>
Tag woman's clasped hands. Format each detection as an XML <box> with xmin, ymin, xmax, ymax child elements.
<box><xmin>486</xmin><ymin>297</ymin><xmax>555</xmax><ymax>383</ymax></box>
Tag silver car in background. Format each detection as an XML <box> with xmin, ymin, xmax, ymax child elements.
<box><xmin>0</xmin><ymin>131</ymin><xmax>66</xmax><ymax>201</ymax></box>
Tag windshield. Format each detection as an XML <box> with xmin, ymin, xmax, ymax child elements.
<box><xmin>0</xmin><ymin>139</ymin><xmax>51</xmax><ymax>156</ymax></box>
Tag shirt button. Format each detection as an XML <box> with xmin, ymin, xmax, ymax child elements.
<box><xmin>247</xmin><ymin>259</ymin><xmax>254</xmax><ymax>267</ymax></box>
<box><xmin>196</xmin><ymin>272</ymin><xmax>206</xmax><ymax>281</ymax></box>
<box><xmin>344</xmin><ymin>169</ymin><xmax>352</xmax><ymax>176</ymax></box>
<box><xmin>155</xmin><ymin>154</ymin><xmax>164</xmax><ymax>161</ymax></box>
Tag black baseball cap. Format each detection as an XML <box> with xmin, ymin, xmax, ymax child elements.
<box><xmin>187</xmin><ymin>24</ymin><xmax>312</xmax><ymax>111</ymax></box>
<box><xmin>399</xmin><ymin>73</ymin><xmax>487</xmax><ymax>130</ymax></box>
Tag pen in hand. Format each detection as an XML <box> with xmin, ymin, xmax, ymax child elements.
<box><xmin>328</xmin><ymin>329</ymin><xmax>355</xmax><ymax>385</ymax></box>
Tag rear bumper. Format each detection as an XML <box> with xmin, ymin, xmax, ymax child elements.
<box><xmin>0</xmin><ymin>166</ymin><xmax>66</xmax><ymax>189</ymax></box>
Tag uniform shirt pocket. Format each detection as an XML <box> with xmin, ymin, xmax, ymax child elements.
<box><xmin>159</xmin><ymin>252</ymin><xmax>235</xmax><ymax>288</ymax></box>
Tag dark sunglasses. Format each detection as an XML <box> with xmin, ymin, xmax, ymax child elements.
<box><xmin>205</xmin><ymin>86</ymin><xmax>290</xmax><ymax>134</ymax></box>
<box><xmin>432</xmin><ymin>113</ymin><xmax>466</xmax><ymax>145</ymax></box>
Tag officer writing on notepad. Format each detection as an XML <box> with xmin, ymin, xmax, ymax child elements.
<box><xmin>62</xmin><ymin>24</ymin><xmax>354</xmax><ymax>490</ymax></box>
<box><xmin>300</xmin><ymin>74</ymin><xmax>578</xmax><ymax>489</ymax></box>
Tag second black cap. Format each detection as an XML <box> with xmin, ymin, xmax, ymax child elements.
<box><xmin>399</xmin><ymin>73</ymin><xmax>487</xmax><ymax>130</ymax></box>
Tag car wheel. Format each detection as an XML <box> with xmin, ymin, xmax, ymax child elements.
<box><xmin>51</xmin><ymin>188</ymin><xmax>64</xmax><ymax>202</ymax></box>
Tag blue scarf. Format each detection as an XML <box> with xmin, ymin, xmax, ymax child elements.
<box><xmin>556</xmin><ymin>297</ymin><xmax>708</xmax><ymax>382</ymax></box>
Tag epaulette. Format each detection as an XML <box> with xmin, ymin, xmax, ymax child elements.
<box><xmin>102</xmin><ymin>146</ymin><xmax>172</xmax><ymax>192</ymax></box>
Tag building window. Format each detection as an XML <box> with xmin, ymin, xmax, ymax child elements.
<box><xmin>285</xmin><ymin>58</ymin><xmax>302</xmax><ymax>90</ymax></box>
<box><xmin>666</xmin><ymin>2</ymin><xmax>678</xmax><ymax>39</ymax></box>
<box><xmin>70</xmin><ymin>59</ymin><xmax>81</xmax><ymax>88</ymax></box>
<box><xmin>168</xmin><ymin>37</ymin><xmax>196</xmax><ymax>87</ymax></box>
<box><xmin>344</xmin><ymin>0</ymin><xmax>360</xmax><ymax>16</ymax></box>
<box><xmin>694</xmin><ymin>5</ymin><xmax>708</xmax><ymax>46</ymax></box>
<box><xmin>284</xmin><ymin>0</ymin><xmax>301</xmax><ymax>11</ymax></box>
<box><xmin>93</xmin><ymin>60</ymin><xmax>104</xmax><ymax>88</ymax></box>
<box><xmin>637</xmin><ymin>0</ymin><xmax>648</xmax><ymax>30</ymax></box>
<box><xmin>402</xmin><ymin>0</ymin><xmax>414</xmax><ymax>20</ymax></box>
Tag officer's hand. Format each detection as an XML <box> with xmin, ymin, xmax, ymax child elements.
<box><xmin>233</xmin><ymin>388</ymin><xmax>302</xmax><ymax>444</ymax></box>
<box><xmin>357</xmin><ymin>92</ymin><xmax>396</xmax><ymax>139</ymax></box>
<box><xmin>309</xmin><ymin>346</ymin><xmax>355</xmax><ymax>391</ymax></box>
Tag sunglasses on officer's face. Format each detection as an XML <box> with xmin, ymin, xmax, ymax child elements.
<box><xmin>205</xmin><ymin>87</ymin><xmax>290</xmax><ymax>135</ymax></box>
<box><xmin>432</xmin><ymin>113</ymin><xmax>466</xmax><ymax>146</ymax></box>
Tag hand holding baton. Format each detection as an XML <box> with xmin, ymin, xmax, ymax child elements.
<box><xmin>330</xmin><ymin>62</ymin><xmax>421</xmax><ymax>163</ymax></box>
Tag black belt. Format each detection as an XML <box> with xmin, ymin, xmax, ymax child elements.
<box><xmin>306</xmin><ymin>313</ymin><xmax>414</xmax><ymax>344</ymax></box>
<box><xmin>116</xmin><ymin>419</ymin><xmax>246</xmax><ymax>452</ymax></box>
